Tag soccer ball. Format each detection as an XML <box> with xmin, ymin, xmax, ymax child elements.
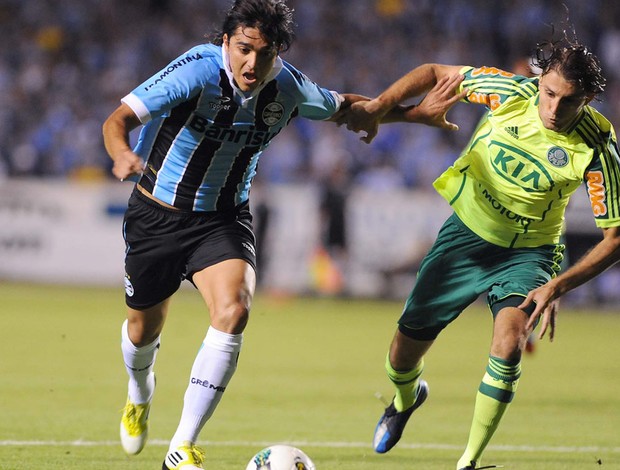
<box><xmin>245</xmin><ymin>444</ymin><xmax>316</xmax><ymax>470</ymax></box>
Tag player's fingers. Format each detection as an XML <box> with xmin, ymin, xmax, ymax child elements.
<box><xmin>453</xmin><ymin>88</ymin><xmax>469</xmax><ymax>102</ymax></box>
<box><xmin>439</xmin><ymin>74</ymin><xmax>464</xmax><ymax>95</ymax></box>
<box><xmin>549</xmin><ymin>310</ymin><xmax>556</xmax><ymax>342</ymax></box>
<box><xmin>518</xmin><ymin>293</ymin><xmax>533</xmax><ymax>310</ymax></box>
<box><xmin>434</xmin><ymin>74</ymin><xmax>452</xmax><ymax>93</ymax></box>
<box><xmin>525</xmin><ymin>305</ymin><xmax>541</xmax><ymax>331</ymax></box>
<box><xmin>442</xmin><ymin>120</ymin><xmax>459</xmax><ymax>131</ymax></box>
<box><xmin>361</xmin><ymin>129</ymin><xmax>377</xmax><ymax>144</ymax></box>
<box><xmin>537</xmin><ymin>314</ymin><xmax>549</xmax><ymax>340</ymax></box>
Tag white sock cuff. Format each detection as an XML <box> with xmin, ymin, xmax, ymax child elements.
<box><xmin>204</xmin><ymin>326</ymin><xmax>243</xmax><ymax>353</ymax></box>
<box><xmin>121</xmin><ymin>319</ymin><xmax>161</xmax><ymax>353</ymax></box>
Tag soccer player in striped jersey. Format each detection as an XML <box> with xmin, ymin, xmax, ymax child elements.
<box><xmin>102</xmin><ymin>1</ymin><xmax>465</xmax><ymax>468</ymax></box>
<box><xmin>347</xmin><ymin>36</ymin><xmax>620</xmax><ymax>469</ymax></box>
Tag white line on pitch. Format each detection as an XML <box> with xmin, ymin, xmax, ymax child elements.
<box><xmin>0</xmin><ymin>440</ymin><xmax>618</xmax><ymax>454</ymax></box>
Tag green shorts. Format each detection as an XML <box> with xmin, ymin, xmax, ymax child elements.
<box><xmin>398</xmin><ymin>213</ymin><xmax>564</xmax><ymax>340</ymax></box>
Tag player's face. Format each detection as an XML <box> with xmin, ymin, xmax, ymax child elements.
<box><xmin>538</xmin><ymin>69</ymin><xmax>593</xmax><ymax>132</ymax></box>
<box><xmin>223</xmin><ymin>26</ymin><xmax>279</xmax><ymax>93</ymax></box>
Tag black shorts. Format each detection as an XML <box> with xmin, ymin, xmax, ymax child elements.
<box><xmin>122</xmin><ymin>189</ymin><xmax>256</xmax><ymax>310</ymax></box>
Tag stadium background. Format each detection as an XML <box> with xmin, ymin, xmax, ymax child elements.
<box><xmin>1</xmin><ymin>3</ymin><xmax>619</xmax><ymax>469</ymax></box>
<box><xmin>2</xmin><ymin>0</ymin><xmax>620</xmax><ymax>303</ymax></box>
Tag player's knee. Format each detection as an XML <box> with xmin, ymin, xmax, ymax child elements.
<box><xmin>211</xmin><ymin>301</ymin><xmax>250</xmax><ymax>334</ymax></box>
<box><xmin>127</xmin><ymin>317</ymin><xmax>162</xmax><ymax>346</ymax></box>
<box><xmin>491</xmin><ymin>333</ymin><xmax>526</xmax><ymax>360</ymax></box>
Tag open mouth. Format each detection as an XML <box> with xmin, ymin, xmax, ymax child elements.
<box><xmin>243</xmin><ymin>72</ymin><xmax>257</xmax><ymax>84</ymax></box>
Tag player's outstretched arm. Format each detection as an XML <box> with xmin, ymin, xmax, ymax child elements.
<box><xmin>521</xmin><ymin>225</ymin><xmax>620</xmax><ymax>340</ymax></box>
<box><xmin>385</xmin><ymin>73</ymin><xmax>468</xmax><ymax>129</ymax></box>
<box><xmin>345</xmin><ymin>63</ymin><xmax>464</xmax><ymax>143</ymax></box>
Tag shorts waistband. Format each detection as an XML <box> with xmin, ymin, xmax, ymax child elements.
<box><xmin>449</xmin><ymin>212</ymin><xmax>479</xmax><ymax>237</ymax></box>
<box><xmin>131</xmin><ymin>187</ymin><xmax>248</xmax><ymax>219</ymax></box>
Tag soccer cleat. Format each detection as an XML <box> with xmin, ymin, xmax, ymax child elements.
<box><xmin>373</xmin><ymin>379</ymin><xmax>429</xmax><ymax>453</ymax></box>
<box><xmin>120</xmin><ymin>398</ymin><xmax>151</xmax><ymax>455</ymax></box>
<box><xmin>162</xmin><ymin>442</ymin><xmax>206</xmax><ymax>469</ymax></box>
<box><xmin>458</xmin><ymin>462</ymin><xmax>501</xmax><ymax>470</ymax></box>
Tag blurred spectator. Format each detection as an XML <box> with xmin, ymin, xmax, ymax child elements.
<box><xmin>1</xmin><ymin>0</ymin><xmax>619</xmax><ymax>187</ymax></box>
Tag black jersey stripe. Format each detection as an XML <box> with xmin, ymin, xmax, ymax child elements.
<box><xmin>173</xmin><ymin>71</ymin><xmax>238</xmax><ymax>211</ymax></box>
<box><xmin>215</xmin><ymin>80</ymin><xmax>281</xmax><ymax>211</ymax></box>
<box><xmin>139</xmin><ymin>94</ymin><xmax>201</xmax><ymax>193</ymax></box>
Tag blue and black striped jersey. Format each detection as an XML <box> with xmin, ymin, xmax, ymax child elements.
<box><xmin>122</xmin><ymin>43</ymin><xmax>342</xmax><ymax>212</ymax></box>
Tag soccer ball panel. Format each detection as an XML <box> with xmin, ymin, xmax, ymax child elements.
<box><xmin>246</xmin><ymin>444</ymin><xmax>316</xmax><ymax>470</ymax></box>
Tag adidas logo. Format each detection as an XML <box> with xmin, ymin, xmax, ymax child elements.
<box><xmin>505</xmin><ymin>126</ymin><xmax>519</xmax><ymax>139</ymax></box>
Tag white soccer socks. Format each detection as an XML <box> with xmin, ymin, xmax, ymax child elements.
<box><xmin>169</xmin><ymin>326</ymin><xmax>243</xmax><ymax>449</ymax></box>
<box><xmin>121</xmin><ymin>319</ymin><xmax>160</xmax><ymax>404</ymax></box>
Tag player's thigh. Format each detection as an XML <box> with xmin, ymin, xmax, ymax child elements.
<box><xmin>486</xmin><ymin>244</ymin><xmax>563</xmax><ymax>314</ymax></box>
<box><xmin>123</xmin><ymin>191</ymin><xmax>188</xmax><ymax>309</ymax></box>
<box><xmin>400</xmin><ymin>214</ymin><xmax>486</xmax><ymax>330</ymax></box>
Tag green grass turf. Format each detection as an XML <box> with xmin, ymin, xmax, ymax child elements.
<box><xmin>0</xmin><ymin>282</ymin><xmax>618</xmax><ymax>469</ymax></box>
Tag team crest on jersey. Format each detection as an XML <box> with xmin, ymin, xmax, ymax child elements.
<box><xmin>547</xmin><ymin>146</ymin><xmax>569</xmax><ymax>167</ymax></box>
<box><xmin>262</xmin><ymin>102</ymin><xmax>284</xmax><ymax>125</ymax></box>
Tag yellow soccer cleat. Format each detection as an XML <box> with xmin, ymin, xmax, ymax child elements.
<box><xmin>120</xmin><ymin>398</ymin><xmax>151</xmax><ymax>455</ymax></box>
<box><xmin>162</xmin><ymin>442</ymin><xmax>206</xmax><ymax>469</ymax></box>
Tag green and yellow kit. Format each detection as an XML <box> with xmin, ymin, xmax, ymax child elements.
<box><xmin>434</xmin><ymin>66</ymin><xmax>620</xmax><ymax>248</ymax></box>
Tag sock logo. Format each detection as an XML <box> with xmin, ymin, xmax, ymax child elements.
<box><xmin>191</xmin><ymin>377</ymin><xmax>226</xmax><ymax>392</ymax></box>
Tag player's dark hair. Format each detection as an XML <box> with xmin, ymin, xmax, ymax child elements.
<box><xmin>210</xmin><ymin>0</ymin><xmax>295</xmax><ymax>53</ymax></box>
<box><xmin>532</xmin><ymin>19</ymin><xmax>606</xmax><ymax>98</ymax></box>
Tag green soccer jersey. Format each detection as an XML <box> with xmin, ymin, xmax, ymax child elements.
<box><xmin>433</xmin><ymin>65</ymin><xmax>620</xmax><ymax>248</ymax></box>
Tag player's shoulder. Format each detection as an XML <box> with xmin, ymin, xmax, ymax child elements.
<box><xmin>161</xmin><ymin>43</ymin><xmax>221</xmax><ymax>74</ymax></box>
<box><xmin>135</xmin><ymin>43</ymin><xmax>222</xmax><ymax>98</ymax></box>
<box><xmin>261</xmin><ymin>61</ymin><xmax>314</xmax><ymax>104</ymax></box>
<box><xmin>275</xmin><ymin>60</ymin><xmax>303</xmax><ymax>83</ymax></box>
<box><xmin>177</xmin><ymin>43</ymin><xmax>222</xmax><ymax>68</ymax></box>
<box><xmin>463</xmin><ymin>65</ymin><xmax>537</xmax><ymax>87</ymax></box>
<box><xmin>573</xmin><ymin>105</ymin><xmax>617</xmax><ymax>149</ymax></box>
<box><xmin>161</xmin><ymin>43</ymin><xmax>222</xmax><ymax>86</ymax></box>
<box><xmin>462</xmin><ymin>65</ymin><xmax>538</xmax><ymax>110</ymax></box>
<box><xmin>582</xmin><ymin>105</ymin><xmax>615</xmax><ymax>133</ymax></box>
<box><xmin>277</xmin><ymin>60</ymin><xmax>324</xmax><ymax>90</ymax></box>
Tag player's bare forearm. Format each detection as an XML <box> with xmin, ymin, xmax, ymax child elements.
<box><xmin>522</xmin><ymin>225</ymin><xmax>620</xmax><ymax>336</ymax></box>
<box><xmin>372</xmin><ymin>64</ymin><xmax>464</xmax><ymax>114</ymax></box>
<box><xmin>345</xmin><ymin>64</ymin><xmax>465</xmax><ymax>143</ymax></box>
<box><xmin>550</xmin><ymin>226</ymin><xmax>620</xmax><ymax>294</ymax></box>
<box><xmin>382</xmin><ymin>74</ymin><xmax>468</xmax><ymax>130</ymax></box>
<box><xmin>102</xmin><ymin>104</ymin><xmax>144</xmax><ymax>180</ymax></box>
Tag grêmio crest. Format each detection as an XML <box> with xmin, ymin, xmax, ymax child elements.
<box><xmin>489</xmin><ymin>141</ymin><xmax>555</xmax><ymax>193</ymax></box>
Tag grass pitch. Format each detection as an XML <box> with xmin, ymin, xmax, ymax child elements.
<box><xmin>0</xmin><ymin>282</ymin><xmax>618</xmax><ymax>469</ymax></box>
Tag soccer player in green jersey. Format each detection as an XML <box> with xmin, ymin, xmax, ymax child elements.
<box><xmin>346</xmin><ymin>36</ymin><xmax>620</xmax><ymax>469</ymax></box>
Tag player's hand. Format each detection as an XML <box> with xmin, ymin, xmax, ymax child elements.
<box><xmin>411</xmin><ymin>74</ymin><xmax>468</xmax><ymax>130</ymax></box>
<box><xmin>112</xmin><ymin>149</ymin><xmax>144</xmax><ymax>181</ymax></box>
<box><xmin>331</xmin><ymin>103</ymin><xmax>358</xmax><ymax>127</ymax></box>
<box><xmin>520</xmin><ymin>285</ymin><xmax>560</xmax><ymax>342</ymax></box>
<box><xmin>345</xmin><ymin>100</ymin><xmax>386</xmax><ymax>144</ymax></box>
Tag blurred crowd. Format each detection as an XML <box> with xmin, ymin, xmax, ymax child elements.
<box><xmin>2</xmin><ymin>0</ymin><xmax>620</xmax><ymax>190</ymax></box>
